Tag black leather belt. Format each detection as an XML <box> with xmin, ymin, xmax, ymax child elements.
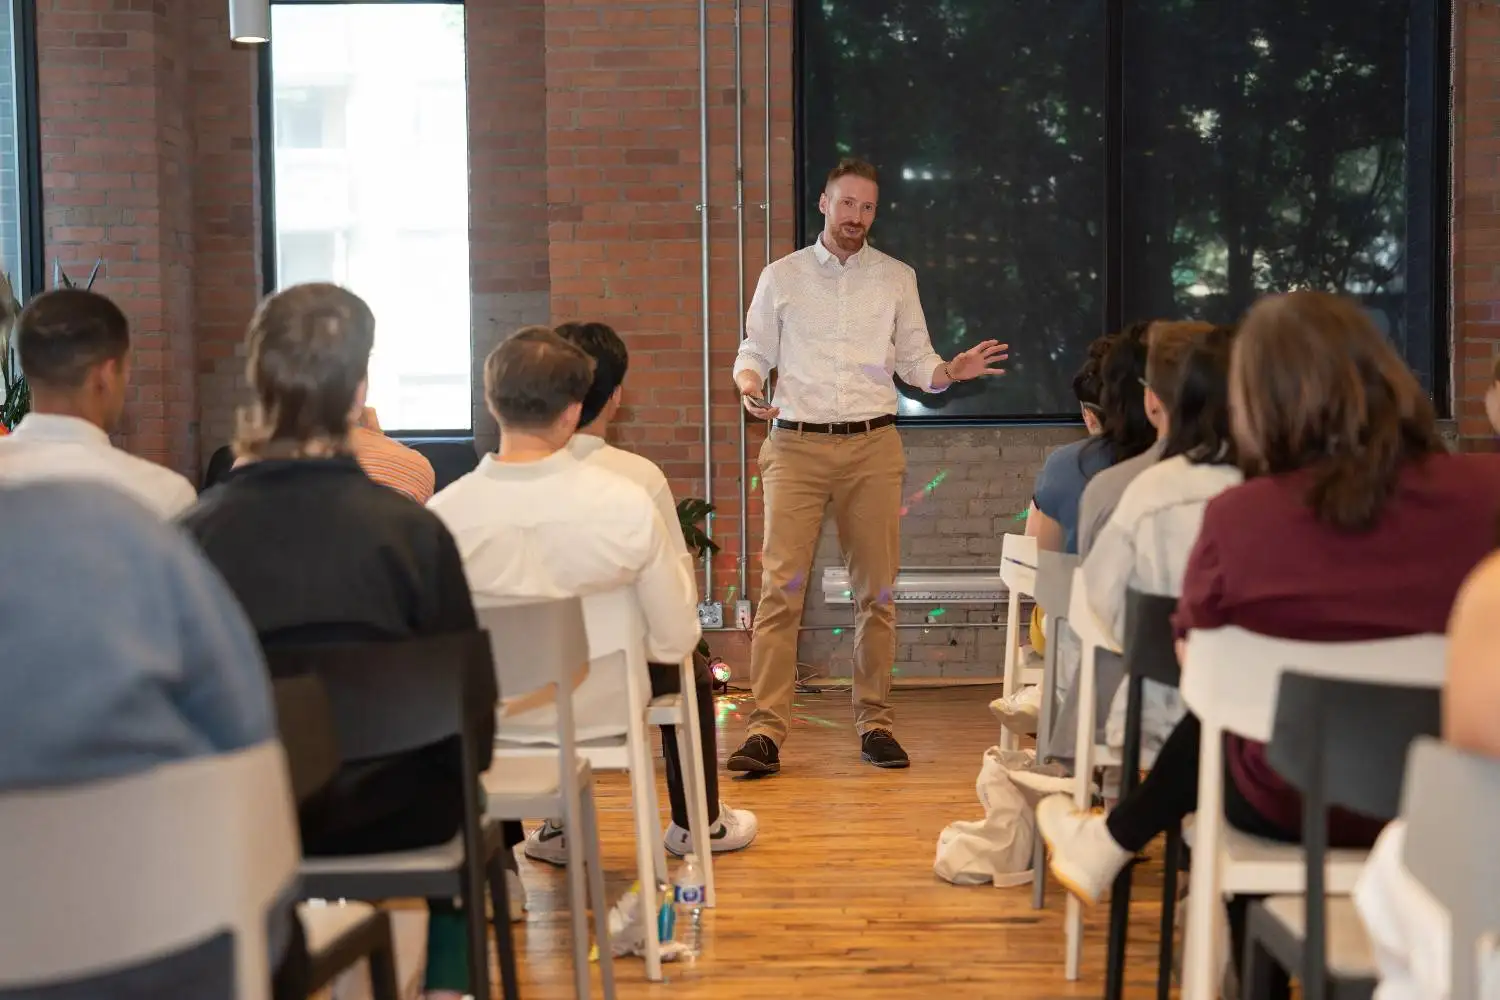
<box><xmin>773</xmin><ymin>414</ymin><xmax>896</xmax><ymax>435</ymax></box>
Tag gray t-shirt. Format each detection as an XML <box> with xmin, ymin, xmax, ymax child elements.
<box><xmin>1076</xmin><ymin>440</ymin><xmax>1164</xmax><ymax>557</ymax></box>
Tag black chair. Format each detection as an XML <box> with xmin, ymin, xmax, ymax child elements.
<box><xmin>405</xmin><ymin>438</ymin><xmax>481</xmax><ymax>492</ymax></box>
<box><xmin>271</xmin><ymin>672</ymin><xmax>401</xmax><ymax>1000</ymax></box>
<box><xmin>1243</xmin><ymin>672</ymin><xmax>1442</xmax><ymax>1000</ymax></box>
<box><xmin>1104</xmin><ymin>587</ymin><xmax>1183</xmax><ymax>1000</ymax></box>
<box><xmin>267</xmin><ymin>632</ymin><xmax>518</xmax><ymax>1000</ymax></box>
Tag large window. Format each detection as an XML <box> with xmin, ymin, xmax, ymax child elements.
<box><xmin>0</xmin><ymin>0</ymin><xmax>39</xmax><ymax>299</ymax></box>
<box><xmin>798</xmin><ymin>0</ymin><xmax>1449</xmax><ymax>421</ymax></box>
<box><xmin>264</xmin><ymin>2</ymin><xmax>471</xmax><ymax>434</ymax></box>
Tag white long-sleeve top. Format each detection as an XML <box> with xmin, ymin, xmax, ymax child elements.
<box><xmin>428</xmin><ymin>448</ymin><xmax>701</xmax><ymax>741</ymax></box>
<box><xmin>733</xmin><ymin>239</ymin><xmax>947</xmax><ymax>422</ymax></box>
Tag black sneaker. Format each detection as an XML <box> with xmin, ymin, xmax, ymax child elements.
<box><xmin>727</xmin><ymin>734</ymin><xmax>781</xmax><ymax>775</ymax></box>
<box><xmin>860</xmin><ymin>728</ymin><xmax>910</xmax><ymax>769</ymax></box>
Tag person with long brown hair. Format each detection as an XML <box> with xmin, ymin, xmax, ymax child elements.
<box><xmin>1035</xmin><ymin>290</ymin><xmax>1500</xmax><ymax>975</ymax></box>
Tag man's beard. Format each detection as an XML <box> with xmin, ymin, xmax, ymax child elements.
<box><xmin>831</xmin><ymin>224</ymin><xmax>866</xmax><ymax>251</ymax></box>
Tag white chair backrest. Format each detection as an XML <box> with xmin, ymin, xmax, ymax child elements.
<box><xmin>0</xmin><ymin>741</ymin><xmax>299</xmax><ymax>999</ymax></box>
<box><xmin>478</xmin><ymin>597</ymin><xmax>590</xmax><ymax>719</ymax></box>
<box><xmin>1001</xmin><ymin>533</ymin><xmax>1038</xmax><ymax>591</ymax></box>
<box><xmin>1402</xmin><ymin>737</ymin><xmax>1500</xmax><ymax>1000</ymax></box>
<box><xmin>580</xmin><ymin>586</ymin><xmax>654</xmax><ymax>727</ymax></box>
<box><xmin>1181</xmin><ymin>626</ymin><xmax>1447</xmax><ymax>742</ymax></box>
<box><xmin>1066</xmin><ymin>565</ymin><xmax>1118</xmax><ymax>654</ymax></box>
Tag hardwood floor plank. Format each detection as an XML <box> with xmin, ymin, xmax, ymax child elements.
<box><xmin>497</xmin><ymin>687</ymin><xmax>1174</xmax><ymax>998</ymax></box>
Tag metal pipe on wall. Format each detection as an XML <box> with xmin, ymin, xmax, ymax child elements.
<box><xmin>698</xmin><ymin>0</ymin><xmax>714</xmax><ymax>601</ymax></box>
<box><xmin>763</xmin><ymin>0</ymin><xmax>772</xmax><ymax>271</ymax></box>
<box><xmin>734</xmin><ymin>0</ymin><xmax>749</xmax><ymax>602</ymax></box>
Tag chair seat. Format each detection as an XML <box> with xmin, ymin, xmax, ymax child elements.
<box><xmin>302</xmin><ymin>836</ymin><xmax>464</xmax><ymax>876</ymax></box>
<box><xmin>298</xmin><ymin>900</ymin><xmax>380</xmax><ymax>954</ymax></box>
<box><xmin>1182</xmin><ymin>818</ymin><xmax>1369</xmax><ymax>895</ymax></box>
<box><xmin>646</xmin><ymin>693</ymin><xmax>685</xmax><ymax>726</ymax></box>
<box><xmin>483</xmin><ymin>755</ymin><xmax>571</xmax><ymax>798</ymax></box>
<box><xmin>1261</xmin><ymin>895</ymin><xmax>1378</xmax><ymax>979</ymax></box>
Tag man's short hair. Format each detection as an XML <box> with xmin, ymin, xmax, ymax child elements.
<box><xmin>826</xmin><ymin>157</ymin><xmax>879</xmax><ymax>189</ymax></box>
<box><xmin>483</xmin><ymin>326</ymin><xmax>595</xmax><ymax>430</ymax></box>
<box><xmin>554</xmin><ymin>321</ymin><xmax>627</xmax><ymax>427</ymax></box>
<box><xmin>236</xmin><ymin>282</ymin><xmax>375</xmax><ymax>458</ymax></box>
<box><xmin>1144</xmin><ymin>321</ymin><xmax>1216</xmax><ymax>413</ymax></box>
<box><xmin>15</xmin><ymin>289</ymin><xmax>130</xmax><ymax>388</ymax></box>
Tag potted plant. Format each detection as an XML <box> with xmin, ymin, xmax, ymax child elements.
<box><xmin>676</xmin><ymin>497</ymin><xmax>719</xmax><ymax>659</ymax></box>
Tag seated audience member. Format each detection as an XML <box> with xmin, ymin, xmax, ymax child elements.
<box><xmin>1027</xmin><ymin>322</ymin><xmax>1155</xmax><ymax>554</ymax></box>
<box><xmin>428</xmin><ymin>328</ymin><xmax>734</xmax><ymax>860</ymax></box>
<box><xmin>1354</xmin><ymin>547</ymin><xmax>1500</xmax><ymax>1000</ymax></box>
<box><xmin>1038</xmin><ymin>290</ymin><xmax>1500</xmax><ymax>947</ymax></box>
<box><xmin>1082</xmin><ymin>323</ymin><xmax>1241</xmax><ymax>761</ymax></box>
<box><xmin>0</xmin><ymin>289</ymin><xmax>195</xmax><ymax>517</ymax></box>
<box><xmin>180</xmin><ymin>283</ymin><xmax>500</xmax><ymax>1000</ymax></box>
<box><xmin>0</xmin><ymin>479</ymin><xmax>306</xmax><ymax>1000</ymax></box>
<box><xmin>350</xmin><ymin>406</ymin><xmax>437</xmax><ymax>503</ymax></box>
<box><xmin>1487</xmin><ymin>355</ymin><xmax>1500</xmax><ymax>437</ymax></box>
<box><xmin>552</xmin><ymin>319</ymin><xmax>757</xmax><ymax>858</ymax></box>
<box><xmin>1077</xmin><ymin>321</ymin><xmax>1214</xmax><ymax>557</ymax></box>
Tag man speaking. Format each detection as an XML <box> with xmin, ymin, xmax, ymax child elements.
<box><xmin>728</xmin><ymin>158</ymin><xmax>1008</xmax><ymax>776</ymax></box>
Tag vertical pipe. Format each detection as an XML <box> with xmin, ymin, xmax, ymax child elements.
<box><xmin>734</xmin><ymin>0</ymin><xmax>748</xmax><ymax>601</ymax></box>
<box><xmin>763</xmin><ymin>0</ymin><xmax>772</xmax><ymax>270</ymax></box>
<box><xmin>698</xmin><ymin>0</ymin><xmax>714</xmax><ymax>601</ymax></box>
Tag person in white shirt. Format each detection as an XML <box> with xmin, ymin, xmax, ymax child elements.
<box><xmin>0</xmin><ymin>289</ymin><xmax>196</xmax><ymax>518</ymax></box>
<box><xmin>1081</xmin><ymin>323</ymin><xmax>1242</xmax><ymax>762</ymax></box>
<box><xmin>549</xmin><ymin>319</ymin><xmax>757</xmax><ymax>859</ymax></box>
<box><xmin>731</xmin><ymin>157</ymin><xmax>1009</xmax><ymax>775</ymax></box>
<box><xmin>429</xmin><ymin>326</ymin><xmax>753</xmax><ymax>861</ymax></box>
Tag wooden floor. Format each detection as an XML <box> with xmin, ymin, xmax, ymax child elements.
<box><xmin>502</xmin><ymin>686</ymin><xmax>1174</xmax><ymax>999</ymax></box>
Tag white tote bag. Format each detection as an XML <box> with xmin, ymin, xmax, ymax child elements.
<box><xmin>934</xmin><ymin>746</ymin><xmax>1053</xmax><ymax>888</ymax></box>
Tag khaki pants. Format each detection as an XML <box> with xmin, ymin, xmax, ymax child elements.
<box><xmin>748</xmin><ymin>423</ymin><xmax>904</xmax><ymax>744</ymax></box>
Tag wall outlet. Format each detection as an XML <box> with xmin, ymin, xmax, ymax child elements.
<box><xmin>735</xmin><ymin>599</ymin><xmax>753</xmax><ymax>630</ymax></box>
<box><xmin>698</xmin><ymin>601</ymin><xmax>724</xmax><ymax>629</ymax></box>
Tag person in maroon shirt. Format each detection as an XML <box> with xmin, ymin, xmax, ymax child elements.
<box><xmin>1036</xmin><ymin>290</ymin><xmax>1500</xmax><ymax>916</ymax></box>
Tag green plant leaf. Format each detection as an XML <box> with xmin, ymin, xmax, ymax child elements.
<box><xmin>675</xmin><ymin>497</ymin><xmax>721</xmax><ymax>560</ymax></box>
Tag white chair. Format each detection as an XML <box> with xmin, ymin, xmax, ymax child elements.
<box><xmin>1029</xmin><ymin>549</ymin><xmax>1079</xmax><ymax>910</ymax></box>
<box><xmin>1000</xmin><ymin>532</ymin><xmax>1042</xmax><ymax>751</ymax></box>
<box><xmin>0</xmin><ymin>742</ymin><xmax>299</xmax><ymax>1000</ymax></box>
<box><xmin>1177</xmin><ymin>627</ymin><xmax>1447</xmax><ymax>1000</ymax></box>
<box><xmin>490</xmin><ymin>586</ymin><xmax>701</xmax><ymax>983</ymax></box>
<box><xmin>480</xmin><ymin>598</ymin><xmax>617</xmax><ymax>999</ymax></box>
<box><xmin>1060</xmin><ymin>564</ymin><xmax>1124</xmax><ymax>981</ymax></box>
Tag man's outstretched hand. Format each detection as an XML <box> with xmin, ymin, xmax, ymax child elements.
<box><xmin>946</xmin><ymin>340</ymin><xmax>1010</xmax><ymax>382</ymax></box>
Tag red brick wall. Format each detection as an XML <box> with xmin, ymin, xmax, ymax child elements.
<box><xmin>36</xmin><ymin>0</ymin><xmax>259</xmax><ymax>477</ymax></box>
<box><xmin>1455</xmin><ymin>0</ymin><xmax>1498</xmax><ymax>441</ymax></box>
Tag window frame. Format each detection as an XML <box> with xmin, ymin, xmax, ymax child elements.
<box><xmin>792</xmin><ymin>0</ymin><xmax>1455</xmax><ymax>427</ymax></box>
<box><xmin>256</xmin><ymin>0</ymin><xmax>472</xmax><ymax>440</ymax></box>
<box><xmin>14</xmin><ymin>0</ymin><xmax>43</xmax><ymax>300</ymax></box>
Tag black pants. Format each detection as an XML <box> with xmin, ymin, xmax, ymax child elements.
<box><xmin>648</xmin><ymin>659</ymin><xmax>721</xmax><ymax>829</ymax></box>
<box><xmin>1104</xmin><ymin>712</ymin><xmax>1296</xmax><ymax>993</ymax></box>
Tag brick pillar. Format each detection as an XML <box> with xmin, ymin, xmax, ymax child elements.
<box><xmin>468</xmin><ymin>0</ymin><xmax>550</xmax><ymax>454</ymax></box>
<box><xmin>1454</xmin><ymin>0</ymin><xmax>1500</xmax><ymax>444</ymax></box>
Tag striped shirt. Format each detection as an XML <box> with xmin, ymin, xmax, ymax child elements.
<box><xmin>351</xmin><ymin>426</ymin><xmax>435</xmax><ymax>504</ymax></box>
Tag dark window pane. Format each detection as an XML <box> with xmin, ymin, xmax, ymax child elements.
<box><xmin>799</xmin><ymin>0</ymin><xmax>1105</xmax><ymax>419</ymax></box>
<box><xmin>1122</xmin><ymin>0</ymin><xmax>1414</xmax><ymax>364</ymax></box>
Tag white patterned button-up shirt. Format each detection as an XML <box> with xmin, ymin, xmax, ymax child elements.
<box><xmin>733</xmin><ymin>238</ymin><xmax>947</xmax><ymax>423</ymax></box>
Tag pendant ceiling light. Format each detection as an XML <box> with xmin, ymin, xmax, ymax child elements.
<box><xmin>229</xmin><ymin>0</ymin><xmax>269</xmax><ymax>44</ymax></box>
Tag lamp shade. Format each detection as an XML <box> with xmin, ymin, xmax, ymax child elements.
<box><xmin>229</xmin><ymin>0</ymin><xmax>269</xmax><ymax>44</ymax></box>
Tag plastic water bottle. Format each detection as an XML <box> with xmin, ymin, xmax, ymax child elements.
<box><xmin>672</xmin><ymin>853</ymin><xmax>707</xmax><ymax>957</ymax></box>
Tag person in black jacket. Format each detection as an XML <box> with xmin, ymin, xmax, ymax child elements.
<box><xmin>181</xmin><ymin>282</ymin><xmax>514</xmax><ymax>1000</ymax></box>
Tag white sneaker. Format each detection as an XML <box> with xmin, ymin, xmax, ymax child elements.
<box><xmin>1035</xmin><ymin>794</ymin><xmax>1132</xmax><ymax>904</ymax></box>
<box><xmin>989</xmin><ymin>684</ymin><xmax>1042</xmax><ymax>735</ymax></box>
<box><xmin>522</xmin><ymin>819</ymin><xmax>568</xmax><ymax>866</ymax></box>
<box><xmin>664</xmin><ymin>802</ymin><xmax>758</xmax><ymax>856</ymax></box>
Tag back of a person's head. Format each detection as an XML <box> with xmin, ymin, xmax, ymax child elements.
<box><xmin>554</xmin><ymin>321</ymin><xmax>627</xmax><ymax>427</ymax></box>
<box><xmin>1096</xmin><ymin>320</ymin><xmax>1155</xmax><ymax>462</ymax></box>
<box><xmin>1232</xmin><ymin>290</ymin><xmax>1441</xmax><ymax>531</ymax></box>
<box><xmin>236</xmin><ymin>282</ymin><xmax>375</xmax><ymax>460</ymax></box>
<box><xmin>1072</xmin><ymin>333</ymin><xmax>1111</xmax><ymax>412</ymax></box>
<box><xmin>1144</xmin><ymin>321</ymin><xmax>1214</xmax><ymax>414</ymax></box>
<box><xmin>484</xmin><ymin>326</ymin><xmax>595</xmax><ymax>432</ymax></box>
<box><xmin>15</xmin><ymin>289</ymin><xmax>130</xmax><ymax>390</ymax></box>
<box><xmin>1160</xmin><ymin>324</ymin><xmax>1237</xmax><ymax>465</ymax></box>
